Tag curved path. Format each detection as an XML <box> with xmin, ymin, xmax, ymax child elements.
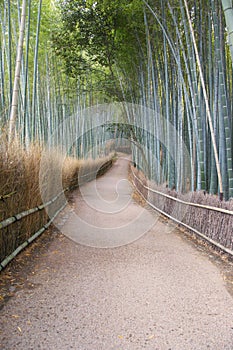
<box><xmin>1</xmin><ymin>155</ymin><xmax>233</xmax><ymax>349</ymax></box>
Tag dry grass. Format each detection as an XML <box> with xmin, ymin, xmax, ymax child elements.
<box><xmin>0</xmin><ymin>136</ymin><xmax>114</xmax><ymax>262</ymax></box>
<box><xmin>62</xmin><ymin>154</ymin><xmax>114</xmax><ymax>189</ymax></box>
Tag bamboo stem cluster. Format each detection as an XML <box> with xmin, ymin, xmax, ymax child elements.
<box><xmin>128</xmin><ymin>0</ymin><xmax>233</xmax><ymax>200</ymax></box>
<box><xmin>0</xmin><ymin>0</ymin><xmax>112</xmax><ymax>156</ymax></box>
<box><xmin>1</xmin><ymin>0</ymin><xmax>233</xmax><ymax>201</ymax></box>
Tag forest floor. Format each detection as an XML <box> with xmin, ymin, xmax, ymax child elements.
<box><xmin>0</xmin><ymin>155</ymin><xmax>233</xmax><ymax>350</ymax></box>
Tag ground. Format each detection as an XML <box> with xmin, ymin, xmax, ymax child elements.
<box><xmin>0</xmin><ymin>155</ymin><xmax>233</xmax><ymax>350</ymax></box>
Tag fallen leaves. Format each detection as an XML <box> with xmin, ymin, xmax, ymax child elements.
<box><xmin>147</xmin><ymin>334</ymin><xmax>155</xmax><ymax>340</ymax></box>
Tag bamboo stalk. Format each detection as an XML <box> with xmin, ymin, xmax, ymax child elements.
<box><xmin>221</xmin><ymin>0</ymin><xmax>233</xmax><ymax>64</ymax></box>
<box><xmin>8</xmin><ymin>0</ymin><xmax>26</xmax><ymax>142</ymax></box>
<box><xmin>183</xmin><ymin>0</ymin><xmax>224</xmax><ymax>200</ymax></box>
<box><xmin>32</xmin><ymin>0</ymin><xmax>42</xmax><ymax>142</ymax></box>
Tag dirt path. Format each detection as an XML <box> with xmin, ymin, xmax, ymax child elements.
<box><xmin>1</xmin><ymin>155</ymin><xmax>233</xmax><ymax>350</ymax></box>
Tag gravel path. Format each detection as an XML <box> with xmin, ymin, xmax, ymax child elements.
<box><xmin>1</xmin><ymin>155</ymin><xmax>233</xmax><ymax>349</ymax></box>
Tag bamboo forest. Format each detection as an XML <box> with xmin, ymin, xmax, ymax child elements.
<box><xmin>1</xmin><ymin>1</ymin><xmax>233</xmax><ymax>349</ymax></box>
<box><xmin>1</xmin><ymin>0</ymin><xmax>233</xmax><ymax>261</ymax></box>
<box><xmin>1</xmin><ymin>0</ymin><xmax>233</xmax><ymax>198</ymax></box>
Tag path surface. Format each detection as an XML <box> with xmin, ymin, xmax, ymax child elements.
<box><xmin>1</xmin><ymin>155</ymin><xmax>233</xmax><ymax>349</ymax></box>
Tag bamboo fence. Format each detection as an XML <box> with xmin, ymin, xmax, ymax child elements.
<box><xmin>0</xmin><ymin>159</ymin><xmax>113</xmax><ymax>271</ymax></box>
<box><xmin>131</xmin><ymin>166</ymin><xmax>233</xmax><ymax>257</ymax></box>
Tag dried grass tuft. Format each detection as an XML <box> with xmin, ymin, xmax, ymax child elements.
<box><xmin>0</xmin><ymin>136</ymin><xmax>114</xmax><ymax>262</ymax></box>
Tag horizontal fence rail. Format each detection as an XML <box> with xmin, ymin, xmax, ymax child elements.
<box><xmin>0</xmin><ymin>203</ymin><xmax>67</xmax><ymax>270</ymax></box>
<box><xmin>0</xmin><ymin>159</ymin><xmax>113</xmax><ymax>271</ymax></box>
<box><xmin>0</xmin><ymin>191</ymin><xmax>17</xmax><ymax>201</ymax></box>
<box><xmin>131</xmin><ymin>167</ymin><xmax>233</xmax><ymax>257</ymax></box>
<box><xmin>0</xmin><ymin>190</ymin><xmax>66</xmax><ymax>230</ymax></box>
